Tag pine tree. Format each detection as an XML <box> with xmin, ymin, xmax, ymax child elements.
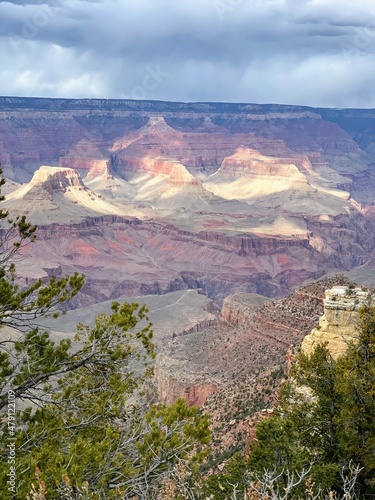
<box><xmin>0</xmin><ymin>167</ymin><xmax>211</xmax><ymax>498</ymax></box>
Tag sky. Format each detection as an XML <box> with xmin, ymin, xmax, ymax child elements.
<box><xmin>0</xmin><ymin>0</ymin><xmax>375</xmax><ymax>107</ymax></box>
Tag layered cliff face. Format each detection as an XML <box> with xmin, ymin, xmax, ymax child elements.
<box><xmin>58</xmin><ymin>158</ymin><xmax>111</xmax><ymax>180</ymax></box>
<box><xmin>29</xmin><ymin>165</ymin><xmax>85</xmax><ymax>193</ymax></box>
<box><xmin>154</xmin><ymin>276</ymin><xmax>350</xmax><ymax>454</ymax></box>
<box><xmin>155</xmin><ymin>277</ymin><xmax>346</xmax><ymax>405</ymax></box>
<box><xmin>221</xmin><ymin>293</ymin><xmax>270</xmax><ymax>324</ymax></box>
<box><xmin>111</xmin><ymin>115</ymin><xmax>238</xmax><ymax>175</ymax></box>
<box><xmin>128</xmin><ymin>157</ymin><xmax>198</xmax><ymax>184</ymax></box>
<box><xmin>205</xmin><ymin>148</ymin><xmax>309</xmax><ymax>197</ymax></box>
<box><xmin>59</xmin><ymin>138</ymin><xmax>107</xmax><ymax>169</ymax></box>
<box><xmin>1</xmin><ymin>97</ymin><xmax>375</xmax><ymax>314</ymax></box>
<box><xmin>0</xmin><ymin>99</ymin><xmax>372</xmax><ymax>192</ymax></box>
<box><xmin>1</xmin><ymin>100</ymin><xmax>373</xmax><ymax>217</ymax></box>
<box><xmin>1</xmin><ymin>100</ymin><xmax>372</xmax><ymax>214</ymax></box>
<box><xmin>4</xmin><ymin>178</ymin><xmax>375</xmax><ymax>308</ymax></box>
<box><xmin>217</xmin><ymin>148</ymin><xmax>312</xmax><ymax>178</ymax></box>
<box><xmin>123</xmin><ymin>155</ymin><xmax>215</xmax><ymax>210</ymax></box>
<box><xmin>205</xmin><ymin>146</ymin><xmax>353</xmax><ymax>215</ymax></box>
<box><xmin>301</xmin><ymin>285</ymin><xmax>375</xmax><ymax>359</ymax></box>
<box><xmin>8</xmin><ymin>214</ymin><xmax>329</xmax><ymax>306</ymax></box>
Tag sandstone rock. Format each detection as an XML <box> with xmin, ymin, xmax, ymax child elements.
<box><xmin>218</xmin><ymin>147</ymin><xmax>311</xmax><ymax>180</ymax></box>
<box><xmin>154</xmin><ymin>358</ymin><xmax>219</xmax><ymax>406</ymax></box>
<box><xmin>29</xmin><ymin>165</ymin><xmax>86</xmax><ymax>192</ymax></box>
<box><xmin>301</xmin><ymin>285</ymin><xmax>374</xmax><ymax>359</ymax></box>
<box><xmin>155</xmin><ymin>278</ymin><xmax>339</xmax><ymax>410</ymax></box>
<box><xmin>8</xmin><ymin>210</ymin><xmax>346</xmax><ymax>307</ymax></box>
<box><xmin>204</xmin><ymin>146</ymin><xmax>352</xmax><ymax>216</ymax></box>
<box><xmin>0</xmin><ymin>99</ymin><xmax>372</xmax><ymax>195</ymax></box>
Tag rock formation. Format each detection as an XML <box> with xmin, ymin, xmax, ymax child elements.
<box><xmin>2</xmin><ymin>96</ymin><xmax>375</xmax><ymax>465</ymax></box>
<box><xmin>2</xmin><ymin>166</ymin><xmax>139</xmax><ymax>224</ymax></box>
<box><xmin>221</xmin><ymin>293</ymin><xmax>270</xmax><ymax>325</ymax></box>
<box><xmin>156</xmin><ymin>277</ymin><xmax>347</xmax><ymax>454</ymax></box>
<box><xmin>301</xmin><ymin>285</ymin><xmax>375</xmax><ymax>359</ymax></box>
<box><xmin>28</xmin><ymin>165</ymin><xmax>86</xmax><ymax>194</ymax></box>
<box><xmin>8</xmin><ymin>213</ymin><xmax>348</xmax><ymax>307</ymax></box>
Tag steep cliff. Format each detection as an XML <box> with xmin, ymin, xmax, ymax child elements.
<box><xmin>10</xmin><ymin>210</ymin><xmax>366</xmax><ymax>307</ymax></box>
<box><xmin>153</xmin><ymin>277</ymin><xmax>351</xmax><ymax>456</ymax></box>
<box><xmin>221</xmin><ymin>293</ymin><xmax>270</xmax><ymax>324</ymax></box>
<box><xmin>0</xmin><ymin>99</ymin><xmax>373</xmax><ymax>200</ymax></box>
<box><xmin>301</xmin><ymin>285</ymin><xmax>375</xmax><ymax>359</ymax></box>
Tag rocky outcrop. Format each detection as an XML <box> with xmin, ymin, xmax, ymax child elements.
<box><xmin>59</xmin><ymin>138</ymin><xmax>113</xmax><ymax>178</ymax></box>
<box><xmin>301</xmin><ymin>285</ymin><xmax>374</xmax><ymax>359</ymax></box>
<box><xmin>218</xmin><ymin>148</ymin><xmax>312</xmax><ymax>179</ymax></box>
<box><xmin>124</xmin><ymin>156</ymin><xmax>201</xmax><ymax>186</ymax></box>
<box><xmin>60</xmin><ymin>158</ymin><xmax>111</xmax><ymax>177</ymax></box>
<box><xmin>1</xmin><ymin>166</ymin><xmax>135</xmax><ymax>225</ymax></box>
<box><xmin>28</xmin><ymin>165</ymin><xmax>86</xmax><ymax>193</ymax></box>
<box><xmin>221</xmin><ymin>293</ymin><xmax>270</xmax><ymax>325</ymax></box>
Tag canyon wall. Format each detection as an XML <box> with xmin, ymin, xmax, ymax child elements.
<box><xmin>1</xmin><ymin>97</ymin><xmax>375</xmax><ymax>321</ymax></box>
<box><xmin>9</xmin><ymin>210</ymin><xmax>372</xmax><ymax>308</ymax></box>
<box><xmin>154</xmin><ymin>277</ymin><xmax>347</xmax><ymax>407</ymax></box>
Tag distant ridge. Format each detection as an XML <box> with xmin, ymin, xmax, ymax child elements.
<box><xmin>0</xmin><ymin>95</ymin><xmax>373</xmax><ymax>114</ymax></box>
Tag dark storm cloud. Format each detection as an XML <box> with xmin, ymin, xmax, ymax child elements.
<box><xmin>0</xmin><ymin>0</ymin><xmax>374</xmax><ymax>107</ymax></box>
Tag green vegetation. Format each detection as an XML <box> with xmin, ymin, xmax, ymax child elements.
<box><xmin>0</xmin><ymin>169</ymin><xmax>210</xmax><ymax>498</ymax></box>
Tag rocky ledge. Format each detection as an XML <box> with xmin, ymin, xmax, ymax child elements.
<box><xmin>301</xmin><ymin>285</ymin><xmax>375</xmax><ymax>359</ymax></box>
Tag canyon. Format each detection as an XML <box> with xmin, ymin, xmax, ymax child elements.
<box><xmin>1</xmin><ymin>97</ymin><xmax>375</xmax><ymax>309</ymax></box>
<box><xmin>42</xmin><ymin>272</ymin><xmax>355</xmax><ymax>453</ymax></box>
<box><xmin>155</xmin><ymin>275</ymin><xmax>353</xmax><ymax>452</ymax></box>
<box><xmin>1</xmin><ymin>97</ymin><xmax>375</xmax><ymax>454</ymax></box>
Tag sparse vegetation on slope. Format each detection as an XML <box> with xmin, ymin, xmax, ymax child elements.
<box><xmin>202</xmin><ymin>303</ymin><xmax>375</xmax><ymax>499</ymax></box>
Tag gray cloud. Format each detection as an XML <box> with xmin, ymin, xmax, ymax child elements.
<box><xmin>0</xmin><ymin>0</ymin><xmax>374</xmax><ymax>106</ymax></box>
